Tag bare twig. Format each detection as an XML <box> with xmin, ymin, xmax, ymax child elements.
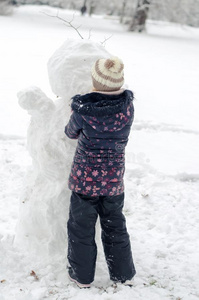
<box><xmin>41</xmin><ymin>11</ymin><xmax>84</xmax><ymax>39</ymax></box>
<box><xmin>88</xmin><ymin>28</ymin><xmax>93</xmax><ymax>40</ymax></box>
<box><xmin>101</xmin><ymin>35</ymin><xmax>113</xmax><ymax>46</ymax></box>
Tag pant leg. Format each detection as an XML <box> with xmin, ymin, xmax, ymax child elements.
<box><xmin>67</xmin><ymin>191</ymin><xmax>99</xmax><ymax>284</ymax></box>
<box><xmin>98</xmin><ymin>192</ymin><xmax>136</xmax><ymax>282</ymax></box>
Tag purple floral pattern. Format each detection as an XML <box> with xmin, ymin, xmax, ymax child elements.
<box><xmin>69</xmin><ymin>162</ymin><xmax>125</xmax><ymax>196</ymax></box>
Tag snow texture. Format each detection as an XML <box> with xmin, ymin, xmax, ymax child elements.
<box><xmin>0</xmin><ymin>5</ymin><xmax>199</xmax><ymax>300</ymax></box>
<box><xmin>15</xmin><ymin>39</ymin><xmax>110</xmax><ymax>262</ymax></box>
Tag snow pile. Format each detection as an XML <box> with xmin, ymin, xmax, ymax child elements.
<box><xmin>14</xmin><ymin>39</ymin><xmax>110</xmax><ymax>263</ymax></box>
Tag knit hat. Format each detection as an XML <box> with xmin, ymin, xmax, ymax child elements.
<box><xmin>91</xmin><ymin>57</ymin><xmax>124</xmax><ymax>92</ymax></box>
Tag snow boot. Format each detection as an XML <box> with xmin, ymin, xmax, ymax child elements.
<box><xmin>123</xmin><ymin>279</ymin><xmax>134</xmax><ymax>287</ymax></box>
<box><xmin>68</xmin><ymin>267</ymin><xmax>91</xmax><ymax>289</ymax></box>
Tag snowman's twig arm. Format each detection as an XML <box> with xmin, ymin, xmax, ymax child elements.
<box><xmin>88</xmin><ymin>28</ymin><xmax>92</xmax><ymax>40</ymax></box>
<box><xmin>42</xmin><ymin>11</ymin><xmax>84</xmax><ymax>40</ymax></box>
<box><xmin>101</xmin><ymin>35</ymin><xmax>113</xmax><ymax>46</ymax></box>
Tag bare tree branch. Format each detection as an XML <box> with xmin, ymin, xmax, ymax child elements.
<box><xmin>88</xmin><ymin>28</ymin><xmax>93</xmax><ymax>40</ymax></box>
<box><xmin>101</xmin><ymin>35</ymin><xmax>113</xmax><ymax>46</ymax></box>
<box><xmin>41</xmin><ymin>11</ymin><xmax>84</xmax><ymax>39</ymax></box>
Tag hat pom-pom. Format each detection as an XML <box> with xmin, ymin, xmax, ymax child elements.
<box><xmin>104</xmin><ymin>57</ymin><xmax>124</xmax><ymax>73</ymax></box>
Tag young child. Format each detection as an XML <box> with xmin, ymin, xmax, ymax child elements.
<box><xmin>65</xmin><ymin>56</ymin><xmax>136</xmax><ymax>288</ymax></box>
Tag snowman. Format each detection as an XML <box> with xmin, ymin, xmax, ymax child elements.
<box><xmin>14</xmin><ymin>39</ymin><xmax>110</xmax><ymax>266</ymax></box>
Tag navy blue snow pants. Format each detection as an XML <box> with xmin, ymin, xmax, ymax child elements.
<box><xmin>67</xmin><ymin>191</ymin><xmax>136</xmax><ymax>284</ymax></box>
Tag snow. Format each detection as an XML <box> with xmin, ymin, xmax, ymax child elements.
<box><xmin>1</xmin><ymin>5</ymin><xmax>199</xmax><ymax>300</ymax></box>
<box><xmin>14</xmin><ymin>40</ymin><xmax>110</xmax><ymax>263</ymax></box>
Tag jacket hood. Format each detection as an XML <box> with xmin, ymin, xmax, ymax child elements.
<box><xmin>71</xmin><ymin>90</ymin><xmax>134</xmax><ymax>133</ymax></box>
<box><xmin>71</xmin><ymin>90</ymin><xmax>133</xmax><ymax>117</ymax></box>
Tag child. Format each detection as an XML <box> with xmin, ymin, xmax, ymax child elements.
<box><xmin>65</xmin><ymin>56</ymin><xmax>136</xmax><ymax>288</ymax></box>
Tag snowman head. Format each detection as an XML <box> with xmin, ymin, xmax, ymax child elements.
<box><xmin>47</xmin><ymin>39</ymin><xmax>110</xmax><ymax>98</ymax></box>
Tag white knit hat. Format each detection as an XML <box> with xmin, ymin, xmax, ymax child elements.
<box><xmin>91</xmin><ymin>57</ymin><xmax>124</xmax><ymax>92</ymax></box>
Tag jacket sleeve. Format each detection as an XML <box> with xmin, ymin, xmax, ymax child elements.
<box><xmin>65</xmin><ymin>111</ymin><xmax>83</xmax><ymax>139</ymax></box>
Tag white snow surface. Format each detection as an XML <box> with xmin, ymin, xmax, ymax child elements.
<box><xmin>0</xmin><ymin>5</ymin><xmax>199</xmax><ymax>300</ymax></box>
<box><xmin>15</xmin><ymin>39</ymin><xmax>111</xmax><ymax>264</ymax></box>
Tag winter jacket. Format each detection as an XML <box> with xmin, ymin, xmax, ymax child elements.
<box><xmin>65</xmin><ymin>89</ymin><xmax>134</xmax><ymax>196</ymax></box>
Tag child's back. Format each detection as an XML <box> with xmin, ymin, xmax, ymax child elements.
<box><xmin>65</xmin><ymin>57</ymin><xmax>136</xmax><ymax>288</ymax></box>
<box><xmin>65</xmin><ymin>89</ymin><xmax>134</xmax><ymax>197</ymax></box>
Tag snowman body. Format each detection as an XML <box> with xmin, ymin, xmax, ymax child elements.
<box><xmin>15</xmin><ymin>39</ymin><xmax>110</xmax><ymax>263</ymax></box>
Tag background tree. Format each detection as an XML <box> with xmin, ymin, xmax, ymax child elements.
<box><xmin>150</xmin><ymin>0</ymin><xmax>199</xmax><ymax>27</ymax></box>
<box><xmin>6</xmin><ymin>0</ymin><xmax>199</xmax><ymax>28</ymax></box>
<box><xmin>120</xmin><ymin>0</ymin><xmax>127</xmax><ymax>23</ymax></box>
<box><xmin>0</xmin><ymin>0</ymin><xmax>13</xmax><ymax>15</ymax></box>
<box><xmin>129</xmin><ymin>0</ymin><xmax>151</xmax><ymax>32</ymax></box>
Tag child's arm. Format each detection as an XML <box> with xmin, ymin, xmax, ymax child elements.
<box><xmin>65</xmin><ymin>111</ymin><xmax>83</xmax><ymax>139</ymax></box>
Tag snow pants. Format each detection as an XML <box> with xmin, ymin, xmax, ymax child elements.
<box><xmin>67</xmin><ymin>191</ymin><xmax>136</xmax><ymax>284</ymax></box>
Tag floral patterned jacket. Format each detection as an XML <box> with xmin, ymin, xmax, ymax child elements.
<box><xmin>65</xmin><ymin>89</ymin><xmax>134</xmax><ymax>197</ymax></box>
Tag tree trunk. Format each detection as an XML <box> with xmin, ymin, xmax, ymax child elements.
<box><xmin>88</xmin><ymin>0</ymin><xmax>95</xmax><ymax>16</ymax></box>
<box><xmin>129</xmin><ymin>0</ymin><xmax>151</xmax><ymax>32</ymax></box>
<box><xmin>120</xmin><ymin>0</ymin><xmax>127</xmax><ymax>24</ymax></box>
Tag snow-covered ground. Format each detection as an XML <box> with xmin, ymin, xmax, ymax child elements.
<box><xmin>0</xmin><ymin>5</ymin><xmax>199</xmax><ymax>300</ymax></box>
